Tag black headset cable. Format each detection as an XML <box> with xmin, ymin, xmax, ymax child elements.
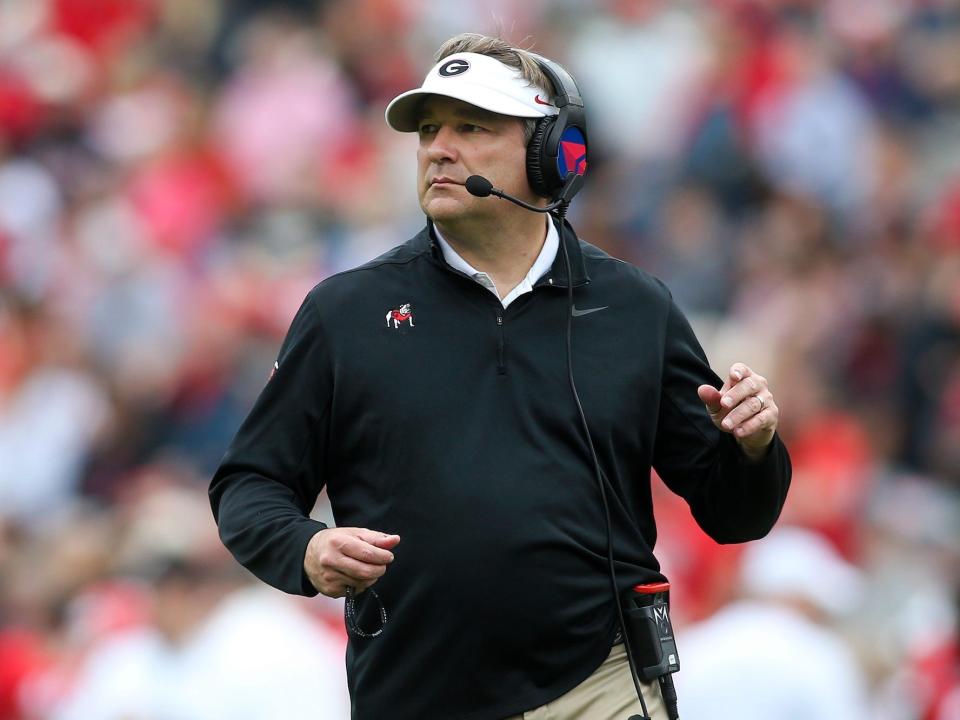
<box><xmin>554</xmin><ymin>206</ymin><xmax>652</xmax><ymax>720</ymax></box>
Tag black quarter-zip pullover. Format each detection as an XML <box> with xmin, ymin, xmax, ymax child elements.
<box><xmin>209</xmin><ymin>217</ymin><xmax>791</xmax><ymax>720</ymax></box>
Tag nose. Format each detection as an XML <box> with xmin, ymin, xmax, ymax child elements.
<box><xmin>426</xmin><ymin>125</ymin><xmax>459</xmax><ymax>164</ymax></box>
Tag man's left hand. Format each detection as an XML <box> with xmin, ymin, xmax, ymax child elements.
<box><xmin>697</xmin><ymin>363</ymin><xmax>778</xmax><ymax>462</ymax></box>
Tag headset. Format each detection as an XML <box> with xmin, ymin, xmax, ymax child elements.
<box><xmin>525</xmin><ymin>53</ymin><xmax>589</xmax><ymax>202</ymax></box>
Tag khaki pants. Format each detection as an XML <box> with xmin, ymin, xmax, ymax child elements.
<box><xmin>504</xmin><ymin>643</ymin><xmax>669</xmax><ymax>720</ymax></box>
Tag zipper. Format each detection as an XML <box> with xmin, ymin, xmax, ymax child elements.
<box><xmin>496</xmin><ymin>312</ymin><xmax>506</xmax><ymax>375</ymax></box>
<box><xmin>433</xmin><ymin>258</ymin><xmax>508</xmax><ymax>375</ymax></box>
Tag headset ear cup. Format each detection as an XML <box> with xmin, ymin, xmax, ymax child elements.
<box><xmin>526</xmin><ymin>116</ymin><xmax>555</xmax><ymax>199</ymax></box>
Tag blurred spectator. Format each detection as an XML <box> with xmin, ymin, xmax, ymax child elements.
<box><xmin>569</xmin><ymin>1</ymin><xmax>710</xmax><ymax>163</ymax></box>
<box><xmin>0</xmin><ymin>300</ymin><xmax>111</xmax><ymax>522</ymax></box>
<box><xmin>749</xmin><ymin>18</ymin><xmax>877</xmax><ymax>217</ymax></box>
<box><xmin>211</xmin><ymin>14</ymin><xmax>357</xmax><ymax>206</ymax></box>
<box><xmin>853</xmin><ymin>475</ymin><xmax>960</xmax><ymax>719</ymax></box>
<box><xmin>48</xmin><ymin>564</ymin><xmax>350</xmax><ymax>720</ymax></box>
<box><xmin>675</xmin><ymin>526</ymin><xmax>871</xmax><ymax>719</ymax></box>
<box><xmin>11</xmin><ymin>484</ymin><xmax>351</xmax><ymax>719</ymax></box>
<box><xmin>0</xmin><ymin>155</ymin><xmax>61</xmax><ymax>298</ymax></box>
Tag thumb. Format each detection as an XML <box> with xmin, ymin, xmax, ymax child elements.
<box><xmin>698</xmin><ymin>384</ymin><xmax>722</xmax><ymax>413</ymax></box>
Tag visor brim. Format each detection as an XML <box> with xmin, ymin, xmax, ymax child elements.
<box><xmin>385</xmin><ymin>86</ymin><xmax>551</xmax><ymax>132</ymax></box>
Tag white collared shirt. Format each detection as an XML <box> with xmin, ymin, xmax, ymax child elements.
<box><xmin>434</xmin><ymin>218</ymin><xmax>559</xmax><ymax>309</ymax></box>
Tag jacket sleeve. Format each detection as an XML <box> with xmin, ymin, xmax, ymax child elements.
<box><xmin>651</xmin><ymin>294</ymin><xmax>791</xmax><ymax>544</ymax></box>
<box><xmin>209</xmin><ymin>290</ymin><xmax>332</xmax><ymax>595</ymax></box>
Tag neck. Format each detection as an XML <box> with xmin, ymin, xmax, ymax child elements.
<box><xmin>433</xmin><ymin>208</ymin><xmax>550</xmax><ymax>290</ymax></box>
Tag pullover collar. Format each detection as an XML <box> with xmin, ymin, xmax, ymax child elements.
<box><xmin>420</xmin><ymin>216</ymin><xmax>590</xmax><ymax>289</ymax></box>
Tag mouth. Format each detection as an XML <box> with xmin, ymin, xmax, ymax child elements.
<box><xmin>430</xmin><ymin>176</ymin><xmax>462</xmax><ymax>187</ymax></box>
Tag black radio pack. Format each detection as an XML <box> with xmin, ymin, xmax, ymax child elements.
<box><xmin>624</xmin><ymin>582</ymin><xmax>680</xmax><ymax>680</ymax></box>
<box><xmin>624</xmin><ymin>582</ymin><xmax>681</xmax><ymax>719</ymax></box>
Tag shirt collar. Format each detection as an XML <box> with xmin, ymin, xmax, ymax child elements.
<box><xmin>433</xmin><ymin>217</ymin><xmax>559</xmax><ymax>287</ymax></box>
<box><xmin>420</xmin><ymin>216</ymin><xmax>589</xmax><ymax>290</ymax></box>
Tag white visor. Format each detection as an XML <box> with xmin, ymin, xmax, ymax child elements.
<box><xmin>385</xmin><ymin>52</ymin><xmax>558</xmax><ymax>132</ymax></box>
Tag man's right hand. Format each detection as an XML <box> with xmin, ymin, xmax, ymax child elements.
<box><xmin>304</xmin><ymin>528</ymin><xmax>401</xmax><ymax>598</ymax></box>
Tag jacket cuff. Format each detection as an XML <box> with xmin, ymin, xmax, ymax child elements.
<box><xmin>296</xmin><ymin>519</ymin><xmax>329</xmax><ymax>596</ymax></box>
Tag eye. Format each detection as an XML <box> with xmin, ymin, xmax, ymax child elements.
<box><xmin>461</xmin><ymin>123</ymin><xmax>485</xmax><ymax>133</ymax></box>
<box><xmin>418</xmin><ymin>123</ymin><xmax>438</xmax><ymax>137</ymax></box>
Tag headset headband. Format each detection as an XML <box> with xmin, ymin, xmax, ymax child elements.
<box><xmin>527</xmin><ymin>53</ymin><xmax>584</xmax><ymax>111</ymax></box>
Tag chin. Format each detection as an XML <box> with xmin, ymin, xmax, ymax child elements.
<box><xmin>422</xmin><ymin>197</ymin><xmax>476</xmax><ymax>225</ymax></box>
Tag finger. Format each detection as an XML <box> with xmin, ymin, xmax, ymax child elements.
<box><xmin>369</xmin><ymin>534</ymin><xmax>402</xmax><ymax>550</ymax></box>
<box><xmin>720</xmin><ymin>393</ymin><xmax>766</xmax><ymax>431</ymax></box>
<box><xmin>313</xmin><ymin>568</ymin><xmax>347</xmax><ymax>598</ymax></box>
<box><xmin>720</xmin><ymin>373</ymin><xmax>766</xmax><ymax>411</ymax></box>
<box><xmin>354</xmin><ymin>529</ymin><xmax>402</xmax><ymax>549</ymax></box>
<box><xmin>341</xmin><ymin>537</ymin><xmax>396</xmax><ymax>565</ymax></box>
<box><xmin>337</xmin><ymin>573</ymin><xmax>377</xmax><ymax>593</ymax></box>
<box><xmin>333</xmin><ymin>556</ymin><xmax>390</xmax><ymax>582</ymax></box>
<box><xmin>720</xmin><ymin>364</ymin><xmax>751</xmax><ymax>407</ymax></box>
<box><xmin>698</xmin><ymin>384</ymin><xmax>723</xmax><ymax>413</ymax></box>
<box><xmin>729</xmin><ymin>363</ymin><xmax>752</xmax><ymax>383</ymax></box>
<box><xmin>320</xmin><ymin>570</ymin><xmax>377</xmax><ymax>597</ymax></box>
<box><xmin>731</xmin><ymin>406</ymin><xmax>776</xmax><ymax>438</ymax></box>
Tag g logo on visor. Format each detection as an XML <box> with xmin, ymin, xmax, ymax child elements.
<box><xmin>439</xmin><ymin>59</ymin><xmax>470</xmax><ymax>77</ymax></box>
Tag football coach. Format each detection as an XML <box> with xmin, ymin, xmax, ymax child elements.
<box><xmin>210</xmin><ymin>32</ymin><xmax>791</xmax><ymax>720</ymax></box>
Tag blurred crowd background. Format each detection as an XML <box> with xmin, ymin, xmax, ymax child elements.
<box><xmin>1</xmin><ymin>0</ymin><xmax>959</xmax><ymax>718</ymax></box>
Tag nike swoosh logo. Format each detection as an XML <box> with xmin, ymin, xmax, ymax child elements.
<box><xmin>571</xmin><ymin>305</ymin><xmax>608</xmax><ymax>317</ymax></box>
<box><xmin>534</xmin><ymin>95</ymin><xmax>553</xmax><ymax>106</ymax></box>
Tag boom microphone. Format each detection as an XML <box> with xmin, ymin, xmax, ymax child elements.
<box><xmin>463</xmin><ymin>175</ymin><xmax>495</xmax><ymax>198</ymax></box>
<box><xmin>465</xmin><ymin>173</ymin><xmax>583</xmax><ymax>213</ymax></box>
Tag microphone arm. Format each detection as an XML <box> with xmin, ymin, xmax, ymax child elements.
<box><xmin>465</xmin><ymin>173</ymin><xmax>583</xmax><ymax>214</ymax></box>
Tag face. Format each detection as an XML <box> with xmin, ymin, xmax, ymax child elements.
<box><xmin>416</xmin><ymin>96</ymin><xmax>538</xmax><ymax>226</ymax></box>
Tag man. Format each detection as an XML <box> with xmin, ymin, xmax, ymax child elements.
<box><xmin>209</xmin><ymin>33</ymin><xmax>791</xmax><ymax>720</ymax></box>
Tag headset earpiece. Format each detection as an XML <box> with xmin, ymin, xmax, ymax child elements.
<box><xmin>526</xmin><ymin>116</ymin><xmax>555</xmax><ymax>199</ymax></box>
<box><xmin>525</xmin><ymin>54</ymin><xmax>588</xmax><ymax>202</ymax></box>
